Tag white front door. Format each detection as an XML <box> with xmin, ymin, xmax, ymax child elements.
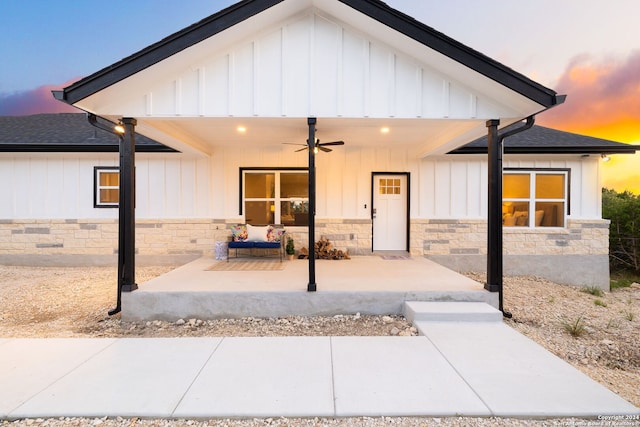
<box><xmin>373</xmin><ymin>174</ymin><xmax>408</xmax><ymax>251</ymax></box>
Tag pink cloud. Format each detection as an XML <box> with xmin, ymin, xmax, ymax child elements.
<box><xmin>538</xmin><ymin>50</ymin><xmax>640</xmax><ymax>143</ymax></box>
<box><xmin>0</xmin><ymin>78</ymin><xmax>83</xmax><ymax>116</ymax></box>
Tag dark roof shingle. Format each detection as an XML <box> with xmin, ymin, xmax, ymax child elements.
<box><xmin>449</xmin><ymin>125</ymin><xmax>637</xmax><ymax>155</ymax></box>
<box><xmin>0</xmin><ymin>113</ymin><xmax>175</xmax><ymax>153</ymax></box>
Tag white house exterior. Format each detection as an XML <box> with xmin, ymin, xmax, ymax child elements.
<box><xmin>2</xmin><ymin>0</ymin><xmax>634</xmax><ymax>289</ymax></box>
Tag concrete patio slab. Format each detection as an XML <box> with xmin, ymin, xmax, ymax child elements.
<box><xmin>122</xmin><ymin>256</ymin><xmax>498</xmax><ymax>321</ymax></box>
<box><xmin>174</xmin><ymin>337</ymin><xmax>334</xmax><ymax>418</ymax></box>
<box><xmin>0</xmin><ymin>338</ymin><xmax>116</xmax><ymax>418</ymax></box>
<box><xmin>10</xmin><ymin>338</ymin><xmax>222</xmax><ymax>419</ymax></box>
<box><xmin>417</xmin><ymin>321</ymin><xmax>639</xmax><ymax>417</ymax></box>
<box><xmin>330</xmin><ymin>336</ymin><xmax>490</xmax><ymax>417</ymax></box>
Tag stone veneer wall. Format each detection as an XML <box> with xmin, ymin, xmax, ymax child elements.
<box><xmin>0</xmin><ymin>217</ymin><xmax>610</xmax><ymax>288</ymax></box>
<box><xmin>0</xmin><ymin>217</ymin><xmax>609</xmax><ymax>260</ymax></box>
<box><xmin>0</xmin><ymin>218</ymin><xmax>374</xmax><ymax>265</ymax></box>
<box><xmin>411</xmin><ymin>218</ymin><xmax>611</xmax><ymax>289</ymax></box>
<box><xmin>0</xmin><ymin>219</ymin><xmax>229</xmax><ymax>266</ymax></box>
<box><xmin>409</xmin><ymin>218</ymin><xmax>610</xmax><ymax>257</ymax></box>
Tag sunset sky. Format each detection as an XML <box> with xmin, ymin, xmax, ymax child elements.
<box><xmin>1</xmin><ymin>0</ymin><xmax>639</xmax><ymax>193</ymax></box>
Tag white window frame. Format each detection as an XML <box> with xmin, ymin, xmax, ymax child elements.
<box><xmin>94</xmin><ymin>167</ymin><xmax>119</xmax><ymax>208</ymax></box>
<box><xmin>503</xmin><ymin>168</ymin><xmax>570</xmax><ymax>228</ymax></box>
<box><xmin>241</xmin><ymin>168</ymin><xmax>308</xmax><ymax>225</ymax></box>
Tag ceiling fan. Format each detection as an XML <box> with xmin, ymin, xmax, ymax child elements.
<box><xmin>283</xmin><ymin>139</ymin><xmax>345</xmax><ymax>153</ymax></box>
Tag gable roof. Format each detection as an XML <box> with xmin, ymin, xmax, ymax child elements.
<box><xmin>55</xmin><ymin>0</ymin><xmax>563</xmax><ymax>109</ymax></box>
<box><xmin>449</xmin><ymin>125</ymin><xmax>638</xmax><ymax>155</ymax></box>
<box><xmin>0</xmin><ymin>114</ymin><xmax>175</xmax><ymax>153</ymax></box>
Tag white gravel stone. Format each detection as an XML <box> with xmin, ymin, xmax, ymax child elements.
<box><xmin>0</xmin><ymin>265</ymin><xmax>638</xmax><ymax>427</ymax></box>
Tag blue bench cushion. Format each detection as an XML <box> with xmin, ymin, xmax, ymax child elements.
<box><xmin>228</xmin><ymin>241</ymin><xmax>280</xmax><ymax>249</ymax></box>
<box><xmin>228</xmin><ymin>241</ymin><xmax>251</xmax><ymax>248</ymax></box>
<box><xmin>253</xmin><ymin>241</ymin><xmax>281</xmax><ymax>249</ymax></box>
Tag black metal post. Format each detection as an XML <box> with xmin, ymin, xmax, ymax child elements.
<box><xmin>119</xmin><ymin>118</ymin><xmax>137</xmax><ymax>293</ymax></box>
<box><xmin>307</xmin><ymin>117</ymin><xmax>317</xmax><ymax>292</ymax></box>
<box><xmin>486</xmin><ymin>119</ymin><xmax>502</xmax><ymax>304</ymax></box>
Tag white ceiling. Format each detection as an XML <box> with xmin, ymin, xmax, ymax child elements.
<box><xmin>128</xmin><ymin>116</ymin><xmax>502</xmax><ymax>158</ymax></box>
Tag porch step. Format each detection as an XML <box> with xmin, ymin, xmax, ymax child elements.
<box><xmin>403</xmin><ymin>301</ymin><xmax>503</xmax><ymax>324</ymax></box>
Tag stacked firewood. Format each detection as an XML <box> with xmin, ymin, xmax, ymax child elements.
<box><xmin>299</xmin><ymin>236</ymin><xmax>351</xmax><ymax>260</ymax></box>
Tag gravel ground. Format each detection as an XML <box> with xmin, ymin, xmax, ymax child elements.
<box><xmin>1</xmin><ymin>265</ymin><xmax>638</xmax><ymax>427</ymax></box>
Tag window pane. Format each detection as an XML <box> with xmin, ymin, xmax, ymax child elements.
<box><xmin>536</xmin><ymin>174</ymin><xmax>565</xmax><ymax>199</ymax></box>
<box><xmin>281</xmin><ymin>201</ymin><xmax>309</xmax><ymax>226</ymax></box>
<box><xmin>100</xmin><ymin>189</ymin><xmax>119</xmax><ymax>204</ymax></box>
<box><xmin>503</xmin><ymin>174</ymin><xmax>530</xmax><ymax>198</ymax></box>
<box><xmin>245</xmin><ymin>173</ymin><xmax>275</xmax><ymax>198</ymax></box>
<box><xmin>535</xmin><ymin>202</ymin><xmax>564</xmax><ymax>227</ymax></box>
<box><xmin>100</xmin><ymin>172</ymin><xmax>119</xmax><ymax>186</ymax></box>
<box><xmin>244</xmin><ymin>201</ymin><xmax>274</xmax><ymax>225</ymax></box>
<box><xmin>503</xmin><ymin>202</ymin><xmax>529</xmax><ymax>227</ymax></box>
<box><xmin>280</xmin><ymin>173</ymin><xmax>308</xmax><ymax>198</ymax></box>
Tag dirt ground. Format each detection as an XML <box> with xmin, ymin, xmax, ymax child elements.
<box><xmin>0</xmin><ymin>264</ymin><xmax>638</xmax><ymax>426</ymax></box>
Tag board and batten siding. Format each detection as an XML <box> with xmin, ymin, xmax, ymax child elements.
<box><xmin>0</xmin><ymin>155</ymin><xmax>211</xmax><ymax>219</ymax></box>
<box><xmin>0</xmin><ymin>152</ymin><xmax>602</xmax><ymax>222</ymax></box>
<box><xmin>417</xmin><ymin>155</ymin><xmax>602</xmax><ymax>220</ymax></box>
<box><xmin>210</xmin><ymin>145</ymin><xmax>417</xmax><ymax>221</ymax></box>
<box><xmin>91</xmin><ymin>12</ymin><xmax>517</xmax><ymax>120</ymax></box>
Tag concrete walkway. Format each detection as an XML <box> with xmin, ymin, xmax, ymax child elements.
<box><xmin>1</xmin><ymin>310</ymin><xmax>638</xmax><ymax>420</ymax></box>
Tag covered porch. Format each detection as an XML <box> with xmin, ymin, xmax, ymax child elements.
<box><xmin>122</xmin><ymin>255</ymin><xmax>497</xmax><ymax>321</ymax></box>
<box><xmin>53</xmin><ymin>0</ymin><xmax>564</xmax><ymax>320</ymax></box>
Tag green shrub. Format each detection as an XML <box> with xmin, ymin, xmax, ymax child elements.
<box><xmin>561</xmin><ymin>316</ymin><xmax>586</xmax><ymax>337</ymax></box>
<box><xmin>603</xmin><ymin>188</ymin><xmax>640</xmax><ymax>275</ymax></box>
<box><xmin>594</xmin><ymin>299</ymin><xmax>607</xmax><ymax>307</ymax></box>
<box><xmin>581</xmin><ymin>285</ymin><xmax>604</xmax><ymax>297</ymax></box>
<box><xmin>610</xmin><ymin>271</ymin><xmax>639</xmax><ymax>290</ymax></box>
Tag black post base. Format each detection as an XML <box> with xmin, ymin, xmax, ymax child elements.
<box><xmin>484</xmin><ymin>282</ymin><xmax>500</xmax><ymax>292</ymax></box>
<box><xmin>307</xmin><ymin>283</ymin><xmax>317</xmax><ymax>292</ymax></box>
<box><xmin>122</xmin><ymin>283</ymin><xmax>138</xmax><ymax>292</ymax></box>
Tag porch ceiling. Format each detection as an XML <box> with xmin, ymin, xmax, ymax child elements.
<box><xmin>126</xmin><ymin>116</ymin><xmax>493</xmax><ymax>158</ymax></box>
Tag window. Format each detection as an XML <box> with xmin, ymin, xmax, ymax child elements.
<box><xmin>379</xmin><ymin>178</ymin><xmax>401</xmax><ymax>195</ymax></box>
<box><xmin>94</xmin><ymin>167</ymin><xmax>119</xmax><ymax>208</ymax></box>
<box><xmin>242</xmin><ymin>169</ymin><xmax>308</xmax><ymax>225</ymax></box>
<box><xmin>502</xmin><ymin>170</ymin><xmax>568</xmax><ymax>227</ymax></box>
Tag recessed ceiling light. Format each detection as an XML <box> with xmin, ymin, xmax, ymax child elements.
<box><xmin>237</xmin><ymin>126</ymin><xmax>247</xmax><ymax>134</ymax></box>
<box><xmin>380</xmin><ymin>127</ymin><xmax>390</xmax><ymax>134</ymax></box>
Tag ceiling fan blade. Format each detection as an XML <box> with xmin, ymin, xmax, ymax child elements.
<box><xmin>294</xmin><ymin>147</ymin><xmax>308</xmax><ymax>152</ymax></box>
<box><xmin>318</xmin><ymin>140</ymin><xmax>345</xmax><ymax>146</ymax></box>
<box><xmin>318</xmin><ymin>146</ymin><xmax>332</xmax><ymax>152</ymax></box>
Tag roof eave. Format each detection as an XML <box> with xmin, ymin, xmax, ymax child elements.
<box><xmin>449</xmin><ymin>146</ymin><xmax>639</xmax><ymax>155</ymax></box>
<box><xmin>339</xmin><ymin>0</ymin><xmax>565</xmax><ymax>108</ymax></box>
<box><xmin>56</xmin><ymin>0</ymin><xmax>284</xmax><ymax>105</ymax></box>
<box><xmin>0</xmin><ymin>145</ymin><xmax>179</xmax><ymax>153</ymax></box>
<box><xmin>56</xmin><ymin>0</ymin><xmax>564</xmax><ymax>110</ymax></box>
